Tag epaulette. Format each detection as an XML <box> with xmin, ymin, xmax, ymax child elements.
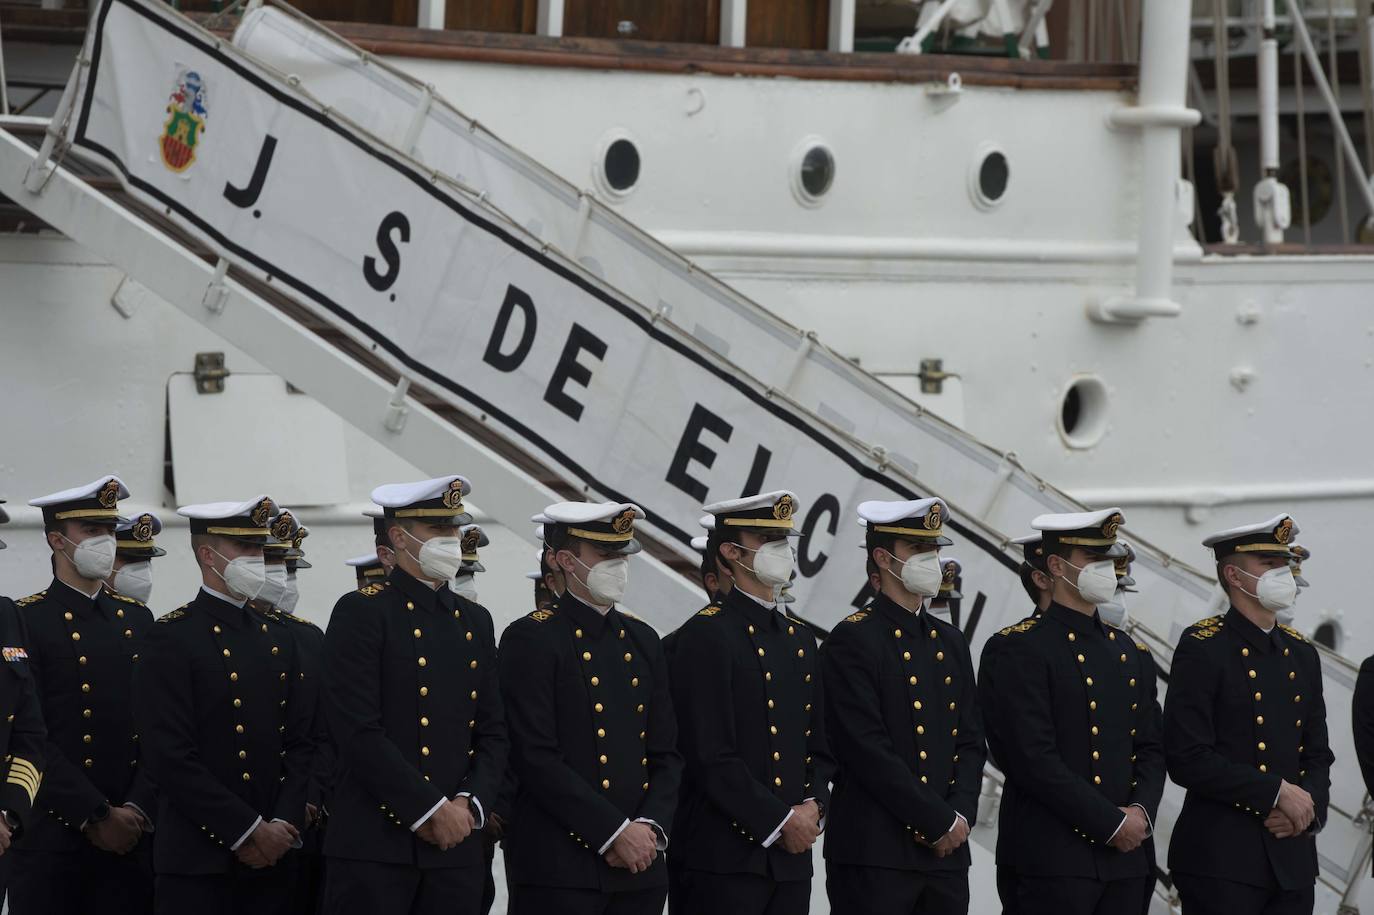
<box><xmin>279</xmin><ymin>611</ymin><xmax>315</xmax><ymax>627</ymax></box>
<box><xmin>1189</xmin><ymin>623</ymin><xmax>1223</xmax><ymax>641</ymax></box>
<box><xmin>999</xmin><ymin>616</ymin><xmax>1040</xmax><ymax>636</ymax></box>
<box><xmin>1279</xmin><ymin>624</ymin><xmax>1308</xmax><ymax>643</ymax></box>
<box><xmin>106</xmin><ymin>590</ymin><xmax>145</xmax><ymax>606</ymax></box>
<box><xmin>158</xmin><ymin>605</ymin><xmax>190</xmax><ymax>623</ymax></box>
<box><xmin>841</xmin><ymin>609</ymin><xmax>869</xmax><ymax>624</ymax></box>
<box><xmin>358</xmin><ymin>583</ymin><xmax>385</xmax><ymax>597</ymax></box>
<box><xmin>620</xmin><ymin>610</ymin><xmax>640</xmax><ymax>621</ymax></box>
<box><xmin>1191</xmin><ymin>615</ymin><xmax>1223</xmax><ymax>629</ymax></box>
<box><xmin>15</xmin><ymin>591</ymin><xmax>46</xmax><ymax>608</ymax></box>
<box><xmin>1135</xmin><ymin>641</ymin><xmax>1150</xmax><ymax>653</ymax></box>
<box><xmin>697</xmin><ymin>606</ymin><xmax>721</xmax><ymax>617</ymax></box>
<box><xmin>529</xmin><ymin>608</ymin><xmax>555</xmax><ymax>622</ymax></box>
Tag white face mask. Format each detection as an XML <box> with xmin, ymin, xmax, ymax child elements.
<box><xmin>112</xmin><ymin>561</ymin><xmax>153</xmax><ymax>604</ymax></box>
<box><xmin>260</xmin><ymin>564</ymin><xmax>289</xmax><ymax>607</ymax></box>
<box><xmin>400</xmin><ymin>528</ymin><xmax>465</xmax><ymax>582</ymax></box>
<box><xmin>1097</xmin><ymin>590</ymin><xmax>1129</xmax><ymax>628</ymax></box>
<box><xmin>882</xmin><ymin>549</ymin><xmax>943</xmax><ymax>598</ymax></box>
<box><xmin>1059</xmin><ymin>557</ymin><xmax>1118</xmax><ymax>606</ymax></box>
<box><xmin>449</xmin><ymin>574</ymin><xmax>479</xmax><ymax>602</ymax></box>
<box><xmin>572</xmin><ymin>555</ymin><xmax>629</xmax><ymax>607</ymax></box>
<box><xmin>210</xmin><ymin>548</ymin><xmax>267</xmax><ymax>602</ymax></box>
<box><xmin>279</xmin><ymin>572</ymin><xmax>300</xmax><ymax>614</ymax></box>
<box><xmin>63</xmin><ymin>533</ymin><xmax>117</xmax><ymax>580</ymax></box>
<box><xmin>733</xmin><ymin>540</ymin><xmax>795</xmax><ymax>589</ymax></box>
<box><xmin>1235</xmin><ymin>566</ymin><xmax>1298</xmax><ymax>613</ymax></box>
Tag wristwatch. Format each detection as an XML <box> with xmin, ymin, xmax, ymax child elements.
<box><xmin>87</xmin><ymin>801</ymin><xmax>112</xmax><ymax>826</ymax></box>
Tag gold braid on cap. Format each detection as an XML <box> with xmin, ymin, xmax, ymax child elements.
<box><xmin>98</xmin><ymin>480</ymin><xmax>121</xmax><ymax>509</ymax></box>
<box><xmin>131</xmin><ymin>514</ymin><xmax>155</xmax><ymax>543</ymax></box>
<box><xmin>1275</xmin><ymin>518</ymin><xmax>1294</xmax><ymax>544</ymax></box>
<box><xmin>442</xmin><ymin>480</ymin><xmax>466</xmax><ymax>509</ymax></box>
<box><xmin>251</xmin><ymin>499</ymin><xmax>273</xmax><ymax>527</ymax></box>
<box><xmin>612</xmin><ymin>509</ymin><xmax>636</xmax><ymax>534</ymax></box>
<box><xmin>773</xmin><ymin>494</ymin><xmax>795</xmax><ymax>522</ymax></box>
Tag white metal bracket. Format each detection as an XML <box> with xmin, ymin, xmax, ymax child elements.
<box><xmin>384</xmin><ymin>377</ymin><xmax>411</xmax><ymax>433</ymax></box>
<box><xmin>202</xmin><ymin>258</ymin><xmax>231</xmax><ymax>314</ymax></box>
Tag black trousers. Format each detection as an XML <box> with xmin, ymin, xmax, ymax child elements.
<box><xmin>995</xmin><ymin>866</ymin><xmax>1019</xmax><ymax>915</ymax></box>
<box><xmin>1173</xmin><ymin>872</ymin><xmax>1315</xmax><ymax>915</ymax></box>
<box><xmin>481</xmin><ymin>833</ymin><xmax>498</xmax><ymax>915</ymax></box>
<box><xmin>155</xmin><ymin>860</ymin><xmax>298</xmax><ymax>915</ymax></box>
<box><xmin>826</xmin><ymin>863</ymin><xmax>970</xmax><ymax>915</ymax></box>
<box><xmin>674</xmin><ymin>869</ymin><xmax>810</xmax><ymax>915</ymax></box>
<box><xmin>1015</xmin><ymin>875</ymin><xmax>1149</xmax><ymax>915</ymax></box>
<box><xmin>290</xmin><ymin>850</ymin><xmax>325</xmax><ymax>915</ymax></box>
<box><xmin>9</xmin><ymin>842</ymin><xmax>153</xmax><ymax>915</ymax></box>
<box><xmin>508</xmin><ymin>883</ymin><xmax>668</xmax><ymax>915</ymax></box>
<box><xmin>322</xmin><ymin>858</ymin><xmax>484</xmax><ymax>915</ymax></box>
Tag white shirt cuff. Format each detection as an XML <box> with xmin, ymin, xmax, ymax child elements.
<box><xmin>457</xmin><ymin>792</ymin><xmax>485</xmax><ymax>829</ymax></box>
<box><xmin>410</xmin><ymin>797</ymin><xmax>446</xmax><ymax>833</ymax></box>
<box><xmin>230</xmin><ymin>815</ymin><xmax>262</xmax><ymax>851</ymax></box>
<box><xmin>599</xmin><ymin>818</ymin><xmax>631</xmax><ymax>855</ymax></box>
<box><xmin>949</xmin><ymin>812</ymin><xmax>968</xmax><ymax>837</ymax></box>
<box><xmin>1273</xmin><ymin>785</ymin><xmax>1283</xmax><ymax>809</ymax></box>
<box><xmin>635</xmin><ymin>817</ymin><xmax>668</xmax><ymax>851</ymax></box>
<box><xmin>124</xmin><ymin>802</ymin><xmax>154</xmax><ymax>833</ymax></box>
<box><xmin>1107</xmin><ymin>812</ymin><xmax>1128</xmax><ymax>844</ymax></box>
<box><xmin>270</xmin><ymin>817</ymin><xmax>304</xmax><ymax>849</ymax></box>
<box><xmin>762</xmin><ymin>809</ymin><xmax>793</xmax><ymax>849</ymax></box>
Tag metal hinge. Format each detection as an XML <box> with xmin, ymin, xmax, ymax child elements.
<box><xmin>918</xmin><ymin>358</ymin><xmax>960</xmax><ymax>395</ymax></box>
<box><xmin>194</xmin><ymin>352</ymin><xmax>229</xmax><ymax>394</ymax></box>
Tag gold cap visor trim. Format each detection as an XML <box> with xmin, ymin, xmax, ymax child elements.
<box><xmin>567</xmin><ymin>527</ymin><xmax>634</xmax><ymax>543</ymax></box>
<box><xmin>1233</xmin><ymin>542</ymin><xmax>1293</xmax><ymax>554</ymax></box>
<box><xmin>53</xmin><ymin>509</ymin><xmax>119</xmax><ymax>521</ymax></box>
<box><xmin>722</xmin><ymin>518</ymin><xmax>796</xmax><ymax>530</ymax></box>
<box><xmin>394</xmin><ymin>506</ymin><xmax>466</xmax><ymax>518</ymax></box>
<box><xmin>1057</xmin><ymin>535</ymin><xmax>1117</xmax><ymax>547</ymax></box>
<box><xmin>205</xmin><ymin>526</ymin><xmax>270</xmax><ymax>537</ymax></box>
<box><xmin>872</xmin><ymin>525</ymin><xmax>944</xmax><ymax>538</ymax></box>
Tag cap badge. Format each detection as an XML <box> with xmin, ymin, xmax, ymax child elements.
<box><xmin>1102</xmin><ymin>513</ymin><xmax>1123</xmax><ymax>539</ymax></box>
<box><xmin>271</xmin><ymin>512</ymin><xmax>295</xmax><ymax>541</ymax></box>
<box><xmin>924</xmin><ymin>502</ymin><xmax>942</xmax><ymax>531</ymax></box>
<box><xmin>132</xmin><ymin>514</ymin><xmax>155</xmax><ymax>543</ymax></box>
<box><xmin>1275</xmin><ymin>518</ymin><xmax>1294</xmax><ymax>544</ymax></box>
<box><xmin>98</xmin><ymin>480</ymin><xmax>121</xmax><ymax>509</ymax></box>
<box><xmin>461</xmin><ymin>528</ymin><xmax>481</xmax><ymax>553</ymax></box>
<box><xmin>251</xmin><ymin>498</ymin><xmax>272</xmax><ymax>527</ymax></box>
<box><xmin>612</xmin><ymin>509</ymin><xmax>636</xmax><ymax>535</ymax></box>
<box><xmin>773</xmin><ymin>494</ymin><xmax>795</xmax><ymax>522</ymax></box>
<box><xmin>442</xmin><ymin>480</ymin><xmax>465</xmax><ymax>510</ymax></box>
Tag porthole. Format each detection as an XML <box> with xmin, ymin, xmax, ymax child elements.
<box><xmin>790</xmin><ymin>137</ymin><xmax>835</xmax><ymax>207</ymax></box>
<box><xmin>594</xmin><ymin>131</ymin><xmax>641</xmax><ymax>199</ymax></box>
<box><xmin>970</xmin><ymin>143</ymin><xmax>1010</xmax><ymax>210</ymax></box>
<box><xmin>1057</xmin><ymin>376</ymin><xmax>1110</xmax><ymax>450</ymax></box>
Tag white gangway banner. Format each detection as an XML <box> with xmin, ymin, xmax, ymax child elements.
<box><xmin>69</xmin><ymin>0</ymin><xmax>1213</xmax><ymax>640</ymax></box>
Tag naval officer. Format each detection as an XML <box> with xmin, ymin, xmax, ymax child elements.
<box><xmin>10</xmin><ymin>476</ymin><xmax>156</xmax><ymax>915</ymax></box>
<box><xmin>322</xmin><ymin>476</ymin><xmax>508</xmax><ymax>915</ymax></box>
<box><xmin>669</xmin><ymin>491</ymin><xmax>833</xmax><ymax>914</ymax></box>
<box><xmin>135</xmin><ymin>495</ymin><xmax>315</xmax><ymax>915</ymax></box>
<box><xmin>1165</xmin><ymin>516</ymin><xmax>1332</xmax><ymax>914</ymax></box>
<box><xmin>105</xmin><ymin>511</ymin><xmax>166</xmax><ymax>607</ymax></box>
<box><xmin>822</xmin><ymin>498</ymin><xmax>986</xmax><ymax>915</ymax></box>
<box><xmin>499</xmin><ymin>501</ymin><xmax>683</xmax><ymax>915</ymax></box>
<box><xmin>0</xmin><ymin>497</ymin><xmax>46</xmax><ymax>903</ymax></box>
<box><xmin>991</xmin><ymin>509</ymin><xmax>1163</xmax><ymax>915</ymax></box>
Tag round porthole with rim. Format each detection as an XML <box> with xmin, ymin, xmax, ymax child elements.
<box><xmin>790</xmin><ymin>137</ymin><xmax>836</xmax><ymax>207</ymax></box>
<box><xmin>969</xmin><ymin>143</ymin><xmax>1010</xmax><ymax>210</ymax></box>
<box><xmin>594</xmin><ymin>131</ymin><xmax>642</xmax><ymax>200</ymax></box>
<box><xmin>1057</xmin><ymin>375</ymin><xmax>1110</xmax><ymax>450</ymax></box>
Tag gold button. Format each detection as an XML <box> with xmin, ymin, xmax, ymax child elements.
<box><xmin>1256</xmin><ymin>716</ymin><xmax>1264</xmax><ymax>725</ymax></box>
<box><xmin>271</xmin><ymin>647</ymin><xmax>279</xmax><ymax>656</ymax></box>
<box><xmin>413</xmin><ymin>628</ymin><xmax>422</xmax><ymax>638</ymax></box>
<box><xmin>774</xmin><ymin>777</ymin><xmax>782</xmax><ymax>786</ymax></box>
<box><xmin>230</xmin><ymin>672</ymin><xmax>238</xmax><ymax>682</ymax></box>
<box><xmin>894</xmin><ymin>629</ymin><xmax>902</xmax><ymax>638</ymax></box>
<box><xmin>749</xmin><ymin>625</ymin><xmax>757</xmax><ymax>635</ymax></box>
<box><xmin>1259</xmin><ymin>764</ymin><xmax>1267</xmax><ymax>772</ymax></box>
<box><xmin>909</xmin><ymin>676</ymin><xmax>918</xmax><ymax>685</ymax></box>
<box><xmin>929</xmin><ymin>630</ymin><xmax>937</xmax><ymax>640</ymax></box>
<box><xmin>1068</xmin><ymin>633</ymin><xmax>1076</xmax><ymax>642</ymax></box>
<box><xmin>81</xmin><ymin>683</ymin><xmax>91</xmax><ymax>693</ymax></box>
<box><xmin>1255</xmin><ymin>692</ymin><xmax>1262</xmax><ymax>701</ymax></box>
<box><xmin>1258</xmin><ymin>741</ymin><xmax>1267</xmax><ymax>751</ymax></box>
<box><xmin>1089</xmin><ymin>701</ymin><xmax>1097</xmax><ymax>711</ymax></box>
<box><xmin>235</xmin><ymin>725</ymin><xmax>244</xmax><ymax>734</ymax></box>
<box><xmin>944</xmin><ymin>676</ymin><xmax>952</xmax><ymax>685</ymax></box>
<box><xmin>916</xmin><ymin>725</ymin><xmax>925</xmax><ymax>735</ymax></box>
<box><xmin>624</xmin><ymin>653</ymin><xmax>632</xmax><ymax>662</ymax></box>
<box><xmin>1248</xmin><ymin>669</ymin><xmax>1257</xmax><ymax>679</ymax></box>
<box><xmin>575</xmin><ymin>629</ymin><xmax>584</xmax><ymax>638</ymax></box>
<box><xmin>117</xmin><ymin>609</ymin><xmax>124</xmax><ymax>619</ymax></box>
<box><xmin>595</xmin><ymin>703</ymin><xmax>604</xmax><ymax>713</ymax></box>
<box><xmin>238</xmin><ymin>750</ymin><xmax>247</xmax><ymax>759</ymax></box>
<box><xmin>948</xmin><ymin>701</ymin><xmax>956</xmax><ymax>711</ymax></box>
<box><xmin>83</xmin><ymin>734</ymin><xmax>92</xmax><ymax>744</ymax></box>
<box><xmin>1092</xmin><ymin>751</ymin><xmax>1100</xmax><ymax>760</ymax></box>
<box><xmin>1289</xmin><ymin>672</ymin><xmax>1296</xmax><ymax>681</ymax></box>
<box><xmin>83</xmin><ymin>709</ymin><xmax>92</xmax><ymax>719</ymax></box>
<box><xmin>466</xmin><ymin>632</ymin><xmax>473</xmax><ymax>642</ymax></box>
<box><xmin>788</xmin><ymin>626</ymin><xmax>795</xmax><ymax>636</ymax></box>
<box><xmin>952</xmin><ymin>728</ymin><xmax>958</xmax><ymax>736</ymax></box>
<box><xmin>599</xmin><ymin>755</ymin><xmax>608</xmax><ymax>764</ymax></box>
<box><xmin>124</xmin><ymin>630</ymin><xmax>132</xmax><ymax>639</ymax></box>
<box><xmin>631</xmin><ymin>677</ymin><xmax>640</xmax><ymax>687</ymax></box>
<box><xmin>84</xmin><ymin>759</ymin><xmax>93</xmax><ymax>768</ymax></box>
<box><xmin>590</xmin><ymin>676</ymin><xmax>600</xmax><ymax>686</ymax></box>
<box><xmin>773</xmin><ymin>751</ymin><xmax>781</xmax><ymax>761</ymax></box>
<box><xmin>1284</xmin><ymin>648</ymin><xmax>1291</xmax><ymax>657</ymax></box>
<box><xmin>213</xmin><ymin>625</ymin><xmax>222</xmax><ymax>634</ymax></box>
<box><xmin>418</xmin><ymin>657</ymin><xmax>427</xmax><ymax>667</ymax></box>
<box><xmin>597</xmin><ymin>728</ymin><xmax>606</xmax><ymax>738</ymax></box>
<box><xmin>71</xmin><ymin>632</ymin><xmax>81</xmax><ymax>641</ymax></box>
<box><xmin>1294</xmin><ymin>694</ymin><xmax>1302</xmax><ymax>702</ymax></box>
<box><xmin>935</xmin><ymin>651</ymin><xmax>944</xmax><ymax>661</ymax></box>
<box><xmin>1242</xmin><ymin>648</ymin><xmax>1250</xmax><ymax>657</ymax></box>
<box><xmin>420</xmin><ymin>717</ymin><xmax>429</xmax><ymax>727</ymax></box>
<box><xmin>470</xmin><ymin>660</ymin><xmax>478</xmax><ymax>669</ymax></box>
<box><xmin>920</xmin><ymin>775</ymin><xmax>928</xmax><ymax>783</ymax></box>
<box><xmin>406</xmin><ymin>602</ymin><xmax>414</xmax><ymax>611</ymax></box>
<box><xmin>583</xmin><ymin>652</ymin><xmax>592</xmax><ymax>661</ymax></box>
<box><xmin>1092</xmin><ymin>726</ymin><xmax>1100</xmax><ymax>735</ymax></box>
<box><xmin>421</xmin><ymin>747</ymin><xmax>430</xmax><ymax>756</ymax></box>
<box><xmin>602</xmin><ymin>779</ymin><xmax>611</xmax><ymax>789</ymax></box>
<box><xmin>78</xmin><ymin>656</ymin><xmax>87</xmax><ymax>665</ymax></box>
<box><xmin>767</xmin><ymin>699</ymin><xmax>775</xmax><ymax>709</ymax></box>
<box><xmin>419</xmin><ymin>686</ymin><xmax>429</xmax><ymax>697</ymax></box>
<box><xmin>1297</xmin><ymin>719</ymin><xmax>1303</xmax><ymax>728</ymax></box>
<box><xmin>770</xmin><ymin>725</ymin><xmax>778</xmax><ymax>735</ymax></box>
<box><xmin>233</xmin><ymin>699</ymin><xmax>242</xmax><ymax>708</ymax></box>
<box><xmin>1093</xmin><ymin>776</ymin><xmax>1102</xmax><ymax>785</ymax></box>
<box><xmin>913</xmin><ymin>700</ymin><xmax>923</xmax><ymax>710</ymax></box>
<box><xmin>919</xmin><ymin>750</ymin><xmax>928</xmax><ymax>760</ymax></box>
<box><xmin>765</xmin><ymin>672</ymin><xmax>772</xmax><ymax>681</ymax></box>
<box><xmin>797</xmin><ymin>648</ymin><xmax>805</xmax><ymax>658</ymax></box>
<box><xmin>1120</xmin><ymin>654</ymin><xmax>1127</xmax><ymax>663</ymax></box>
<box><xmin>470</xmin><ymin>690</ymin><xmax>478</xmax><ymax>700</ymax></box>
<box><xmin>223</xmin><ymin>648</ymin><xmax>232</xmax><ymax>658</ymax></box>
<box><xmin>242</xmin><ymin>772</ymin><xmax>251</xmax><ymax>781</ymax></box>
<box><xmin>1129</xmin><ymin>678</ymin><xmax>1136</xmax><ymax>687</ymax></box>
<box><xmin>64</xmin><ymin>611</ymin><xmax>74</xmax><ymax>621</ymax></box>
<box><xmin>903</xmin><ymin>651</ymin><xmax>911</xmax><ymax>661</ymax></box>
<box><xmin>637</xmin><ymin>704</ymin><xmax>645</xmax><ymax>713</ymax></box>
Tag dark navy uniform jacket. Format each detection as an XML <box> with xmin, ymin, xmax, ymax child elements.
<box><xmin>821</xmin><ymin>593</ymin><xmax>987</xmax><ymax>873</ymax></box>
<box><xmin>134</xmin><ymin>588</ymin><xmax>314</xmax><ymax>874</ymax></box>
<box><xmin>669</xmin><ymin>587</ymin><xmax>834</xmax><ymax>882</ymax></box>
<box><xmin>0</xmin><ymin>596</ymin><xmax>46</xmax><ymax>833</ymax></box>
<box><xmin>991</xmin><ymin>601</ymin><xmax>1164</xmax><ymax>881</ymax></box>
<box><xmin>323</xmin><ymin>570</ymin><xmax>507</xmax><ymax>869</ymax></box>
<box><xmin>498</xmin><ymin>593</ymin><xmax>682</xmax><ymax>893</ymax></box>
<box><xmin>1165</xmin><ymin>608</ymin><xmax>1332</xmax><ymax>890</ymax></box>
<box><xmin>16</xmin><ymin>580</ymin><xmax>155</xmax><ymax>849</ymax></box>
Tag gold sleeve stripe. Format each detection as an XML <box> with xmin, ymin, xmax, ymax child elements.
<box><xmin>8</xmin><ymin>757</ymin><xmax>40</xmax><ymax>782</ymax></box>
<box><xmin>6</xmin><ymin>769</ymin><xmax>38</xmax><ymax>795</ymax></box>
